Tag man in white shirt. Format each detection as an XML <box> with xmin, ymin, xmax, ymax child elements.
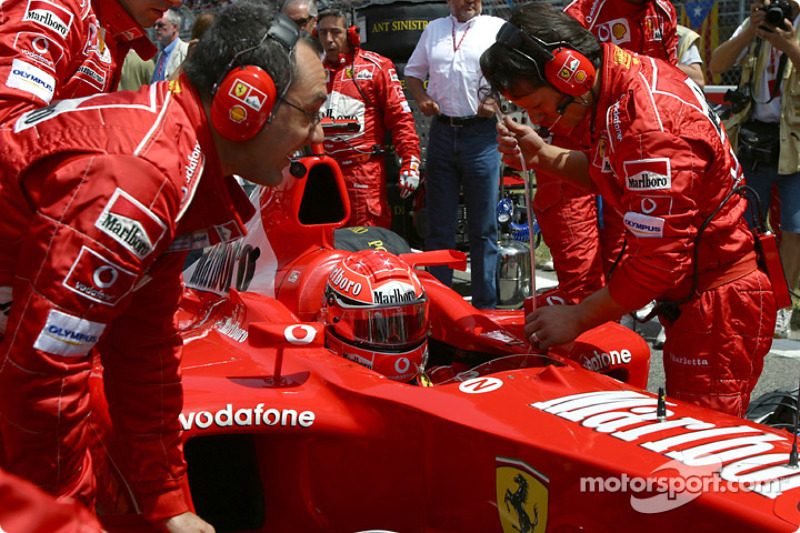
<box><xmin>405</xmin><ymin>0</ymin><xmax>505</xmax><ymax>309</ymax></box>
<box><xmin>152</xmin><ymin>9</ymin><xmax>190</xmax><ymax>82</ymax></box>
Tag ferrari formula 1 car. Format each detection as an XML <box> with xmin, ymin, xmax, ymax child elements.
<box><xmin>87</xmin><ymin>146</ymin><xmax>800</xmax><ymax>532</ymax></box>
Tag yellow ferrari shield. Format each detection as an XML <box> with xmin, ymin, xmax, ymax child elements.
<box><xmin>496</xmin><ymin>457</ymin><xmax>549</xmax><ymax>533</ymax></box>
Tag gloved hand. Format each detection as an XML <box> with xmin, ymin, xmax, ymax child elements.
<box><xmin>398</xmin><ymin>155</ymin><xmax>421</xmax><ymax>199</ymax></box>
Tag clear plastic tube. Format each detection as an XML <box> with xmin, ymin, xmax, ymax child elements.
<box><xmin>496</xmin><ymin>109</ymin><xmax>537</xmax><ymax>308</ymax></box>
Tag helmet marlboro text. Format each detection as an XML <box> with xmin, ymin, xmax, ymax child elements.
<box><xmin>324</xmin><ymin>250</ymin><xmax>428</xmax><ymax>382</ymax></box>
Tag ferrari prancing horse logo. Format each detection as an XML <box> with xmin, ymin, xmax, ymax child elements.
<box><xmin>496</xmin><ymin>457</ymin><xmax>549</xmax><ymax>533</ymax></box>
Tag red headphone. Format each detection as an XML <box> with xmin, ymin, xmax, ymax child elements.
<box><xmin>210</xmin><ymin>13</ymin><xmax>299</xmax><ymax>142</ymax></box>
<box><xmin>211</xmin><ymin>66</ymin><xmax>278</xmax><ymax>142</ymax></box>
<box><xmin>496</xmin><ymin>22</ymin><xmax>595</xmax><ymax>98</ymax></box>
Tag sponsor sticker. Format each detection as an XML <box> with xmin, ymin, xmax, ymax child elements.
<box><xmin>531</xmin><ymin>391</ymin><xmax>800</xmax><ymax>501</ymax></box>
<box><xmin>624</xmin><ymin>158</ymin><xmax>671</xmax><ymax>190</ymax></box>
<box><xmin>95</xmin><ymin>188</ymin><xmax>167</xmax><ymax>259</ymax></box>
<box><xmin>372</xmin><ymin>281</ymin><xmax>416</xmax><ymax>304</ymax></box>
<box><xmin>229</xmin><ymin>78</ymin><xmax>267</xmax><ymax>111</ymax></box>
<box><xmin>33</xmin><ymin>309</ymin><xmax>106</xmax><ymax>356</ymax></box>
<box><xmin>23</xmin><ymin>0</ymin><xmax>73</xmax><ymax>38</ymax></box>
<box><xmin>62</xmin><ymin>246</ymin><xmax>136</xmax><ymax>306</ymax></box>
<box><xmin>6</xmin><ymin>58</ymin><xmax>55</xmax><ymax>102</ymax></box>
<box><xmin>624</xmin><ymin>212</ymin><xmax>665</xmax><ymax>238</ymax></box>
<box><xmin>459</xmin><ymin>376</ymin><xmax>503</xmax><ymax>394</ymax></box>
<box><xmin>180</xmin><ymin>403</ymin><xmax>315</xmax><ymax>431</ymax></box>
<box><xmin>63</xmin><ymin>246</ymin><xmax>137</xmax><ymax>305</ymax></box>
<box><xmin>13</xmin><ymin>32</ymin><xmax>64</xmax><ymax>71</ymax></box>
<box><xmin>596</xmin><ymin>18</ymin><xmax>630</xmax><ymax>46</ymax></box>
<box><xmin>74</xmin><ymin>58</ymin><xmax>107</xmax><ymax>91</ymax></box>
<box><xmin>612</xmin><ymin>46</ymin><xmax>633</xmax><ymax>68</ymax></box>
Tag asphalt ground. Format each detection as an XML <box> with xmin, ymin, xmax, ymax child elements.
<box><xmin>452</xmin><ymin>263</ymin><xmax>800</xmax><ymax>405</ymax></box>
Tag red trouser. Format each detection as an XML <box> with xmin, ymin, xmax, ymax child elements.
<box><xmin>662</xmin><ymin>267</ymin><xmax>776</xmax><ymax>416</ymax></box>
<box><xmin>533</xmin><ymin>171</ymin><xmax>606</xmax><ymax>304</ymax></box>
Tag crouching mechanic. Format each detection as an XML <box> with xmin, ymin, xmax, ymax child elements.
<box><xmin>0</xmin><ymin>2</ymin><xmax>326</xmax><ymax>531</ymax></box>
<box><xmin>317</xmin><ymin>5</ymin><xmax>421</xmax><ymax>228</ymax></box>
<box><xmin>480</xmin><ymin>3</ymin><xmax>776</xmax><ymax>416</ymax></box>
<box><xmin>323</xmin><ymin>250</ymin><xmax>429</xmax><ymax>383</ymax></box>
<box><xmin>0</xmin><ymin>0</ymin><xmax>177</xmax><ymax>126</ymax></box>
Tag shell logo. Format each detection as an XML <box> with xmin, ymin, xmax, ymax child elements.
<box><xmin>575</xmin><ymin>71</ymin><xmax>586</xmax><ymax>83</ymax></box>
<box><xmin>229</xmin><ymin>105</ymin><xmax>247</xmax><ymax>123</ymax></box>
<box><xmin>612</xmin><ymin>22</ymin><xmax>627</xmax><ymax>40</ymax></box>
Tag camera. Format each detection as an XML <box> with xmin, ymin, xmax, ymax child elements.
<box><xmin>757</xmin><ymin>0</ymin><xmax>793</xmax><ymax>27</ymax></box>
<box><xmin>724</xmin><ymin>85</ymin><xmax>751</xmax><ymax>113</ymax></box>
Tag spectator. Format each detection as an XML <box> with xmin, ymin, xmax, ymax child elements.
<box><xmin>677</xmin><ymin>24</ymin><xmax>706</xmax><ymax>89</ymax></box>
<box><xmin>481</xmin><ymin>2</ymin><xmax>776</xmax><ymax>416</ymax></box>
<box><xmin>710</xmin><ymin>0</ymin><xmax>800</xmax><ymax>338</ymax></box>
<box><xmin>118</xmin><ymin>49</ymin><xmax>156</xmax><ymax>91</ymax></box>
<box><xmin>0</xmin><ymin>3</ymin><xmax>325</xmax><ymax>532</ymax></box>
<box><xmin>282</xmin><ymin>0</ymin><xmax>318</xmax><ymax>32</ymax></box>
<box><xmin>317</xmin><ymin>5</ymin><xmax>421</xmax><ymax>229</ymax></box>
<box><xmin>152</xmin><ymin>9</ymin><xmax>189</xmax><ymax>82</ymax></box>
<box><xmin>0</xmin><ymin>0</ymin><xmax>177</xmax><ymax>124</ymax></box>
<box><xmin>405</xmin><ymin>0</ymin><xmax>504</xmax><ymax>310</ymax></box>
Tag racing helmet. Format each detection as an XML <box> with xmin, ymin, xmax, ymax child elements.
<box><xmin>324</xmin><ymin>249</ymin><xmax>429</xmax><ymax>382</ymax></box>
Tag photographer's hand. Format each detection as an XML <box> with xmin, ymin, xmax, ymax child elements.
<box><xmin>756</xmin><ymin>13</ymin><xmax>800</xmax><ymax>68</ymax></box>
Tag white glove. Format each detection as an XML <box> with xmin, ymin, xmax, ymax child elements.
<box><xmin>398</xmin><ymin>155</ymin><xmax>421</xmax><ymax>199</ymax></box>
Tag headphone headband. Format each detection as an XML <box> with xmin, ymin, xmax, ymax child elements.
<box><xmin>495</xmin><ymin>21</ymin><xmax>595</xmax><ymax>98</ymax></box>
<box><xmin>210</xmin><ymin>13</ymin><xmax>301</xmax><ymax>142</ymax></box>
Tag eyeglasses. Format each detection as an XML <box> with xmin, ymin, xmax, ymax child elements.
<box><xmin>282</xmin><ymin>98</ymin><xmax>323</xmax><ymax>127</ymax></box>
<box><xmin>292</xmin><ymin>16</ymin><xmax>312</xmax><ymax>28</ymax></box>
<box><xmin>154</xmin><ymin>21</ymin><xmax>170</xmax><ymax>28</ymax></box>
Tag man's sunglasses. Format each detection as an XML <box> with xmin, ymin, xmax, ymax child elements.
<box><xmin>292</xmin><ymin>16</ymin><xmax>312</xmax><ymax>27</ymax></box>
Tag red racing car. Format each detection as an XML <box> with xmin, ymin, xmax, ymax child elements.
<box><xmin>86</xmin><ymin>146</ymin><xmax>800</xmax><ymax>533</ymax></box>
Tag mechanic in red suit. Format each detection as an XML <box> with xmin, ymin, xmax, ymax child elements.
<box><xmin>0</xmin><ymin>467</ymin><xmax>104</xmax><ymax>533</ymax></box>
<box><xmin>0</xmin><ymin>3</ymin><xmax>327</xmax><ymax>531</ymax></box>
<box><xmin>481</xmin><ymin>3</ymin><xmax>777</xmax><ymax>416</ymax></box>
<box><xmin>0</xmin><ymin>0</ymin><xmax>179</xmax><ymax>126</ymax></box>
<box><xmin>317</xmin><ymin>5</ymin><xmax>421</xmax><ymax>229</ymax></box>
<box><xmin>534</xmin><ymin>0</ymin><xmax>680</xmax><ymax>305</ymax></box>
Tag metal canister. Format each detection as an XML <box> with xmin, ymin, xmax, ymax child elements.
<box><xmin>496</xmin><ymin>233</ymin><xmax>532</xmax><ymax>309</ymax></box>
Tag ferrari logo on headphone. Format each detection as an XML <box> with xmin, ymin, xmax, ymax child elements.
<box><xmin>558</xmin><ymin>57</ymin><xmax>581</xmax><ymax>81</ymax></box>
<box><xmin>234</xmin><ymin>81</ymin><xmax>248</xmax><ymax>98</ymax></box>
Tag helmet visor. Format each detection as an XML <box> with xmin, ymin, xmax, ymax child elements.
<box><xmin>334</xmin><ymin>300</ymin><xmax>429</xmax><ymax>349</ymax></box>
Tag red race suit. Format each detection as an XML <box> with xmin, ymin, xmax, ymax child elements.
<box><xmin>0</xmin><ymin>467</ymin><xmax>103</xmax><ymax>532</ymax></box>
<box><xmin>564</xmin><ymin>0</ymin><xmax>678</xmax><ymax>64</ymax></box>
<box><xmin>0</xmin><ymin>77</ymin><xmax>254</xmax><ymax>520</ymax></box>
<box><xmin>580</xmin><ymin>44</ymin><xmax>776</xmax><ymax>416</ymax></box>
<box><xmin>322</xmin><ymin>49</ymin><xmax>420</xmax><ymax>228</ymax></box>
<box><xmin>0</xmin><ymin>0</ymin><xmax>155</xmax><ymax>125</ymax></box>
<box><xmin>537</xmin><ymin>0</ymin><xmax>679</xmax><ymax>306</ymax></box>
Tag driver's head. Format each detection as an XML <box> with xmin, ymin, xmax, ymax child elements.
<box><xmin>324</xmin><ymin>250</ymin><xmax>429</xmax><ymax>382</ymax></box>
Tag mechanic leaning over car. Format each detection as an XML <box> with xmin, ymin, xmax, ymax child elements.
<box><xmin>0</xmin><ymin>0</ymin><xmax>174</xmax><ymax>126</ymax></box>
<box><xmin>530</xmin><ymin>0</ymin><xmax>680</xmax><ymax>307</ymax></box>
<box><xmin>482</xmin><ymin>2</ymin><xmax>778</xmax><ymax>417</ymax></box>
<box><xmin>317</xmin><ymin>3</ymin><xmax>421</xmax><ymax>229</ymax></box>
<box><xmin>0</xmin><ymin>2</ymin><xmax>327</xmax><ymax>531</ymax></box>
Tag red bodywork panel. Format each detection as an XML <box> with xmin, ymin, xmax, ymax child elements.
<box><xmin>88</xmin><ymin>152</ymin><xmax>800</xmax><ymax>533</ymax></box>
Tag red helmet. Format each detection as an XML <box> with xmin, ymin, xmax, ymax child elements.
<box><xmin>324</xmin><ymin>250</ymin><xmax>429</xmax><ymax>382</ymax></box>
